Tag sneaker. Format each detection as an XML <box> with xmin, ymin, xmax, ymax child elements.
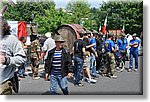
<box><xmin>128</xmin><ymin>69</ymin><xmax>132</xmax><ymax>72</ymax></box>
<box><xmin>133</xmin><ymin>69</ymin><xmax>138</xmax><ymax>72</ymax></box>
<box><xmin>109</xmin><ymin>75</ymin><xmax>117</xmax><ymax>79</ymax></box>
<box><xmin>74</xmin><ymin>83</ymin><xmax>84</xmax><ymax>87</ymax></box>
<box><xmin>101</xmin><ymin>73</ymin><xmax>108</xmax><ymax>77</ymax></box>
<box><xmin>82</xmin><ymin>77</ymin><xmax>87</xmax><ymax>81</ymax></box>
<box><xmin>33</xmin><ymin>76</ymin><xmax>40</xmax><ymax>80</ymax></box>
<box><xmin>116</xmin><ymin>67</ymin><xmax>119</xmax><ymax>70</ymax></box>
<box><xmin>87</xmin><ymin>78</ymin><xmax>97</xmax><ymax>83</ymax></box>
<box><xmin>92</xmin><ymin>74</ymin><xmax>99</xmax><ymax>78</ymax></box>
<box><xmin>23</xmin><ymin>73</ymin><xmax>27</xmax><ymax>76</ymax></box>
<box><xmin>19</xmin><ymin>75</ymin><xmax>25</xmax><ymax>78</ymax></box>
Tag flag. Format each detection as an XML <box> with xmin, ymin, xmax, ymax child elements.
<box><xmin>121</xmin><ymin>23</ymin><xmax>125</xmax><ymax>33</ymax></box>
<box><xmin>7</xmin><ymin>21</ymin><xmax>28</xmax><ymax>39</ymax></box>
<box><xmin>98</xmin><ymin>22</ymin><xmax>102</xmax><ymax>33</ymax></box>
<box><xmin>102</xmin><ymin>16</ymin><xmax>107</xmax><ymax>35</ymax></box>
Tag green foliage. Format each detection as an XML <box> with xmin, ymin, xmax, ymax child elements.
<box><xmin>3</xmin><ymin>0</ymin><xmax>143</xmax><ymax>36</ymax></box>
<box><xmin>98</xmin><ymin>1</ymin><xmax>143</xmax><ymax>35</ymax></box>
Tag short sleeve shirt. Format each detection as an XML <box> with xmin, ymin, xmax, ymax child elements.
<box><xmin>104</xmin><ymin>39</ymin><xmax>115</xmax><ymax>53</ymax></box>
<box><xmin>130</xmin><ymin>39</ymin><xmax>140</xmax><ymax>53</ymax></box>
<box><xmin>117</xmin><ymin>38</ymin><xmax>128</xmax><ymax>50</ymax></box>
<box><xmin>74</xmin><ymin>39</ymin><xmax>86</xmax><ymax>59</ymax></box>
<box><xmin>90</xmin><ymin>38</ymin><xmax>96</xmax><ymax>51</ymax></box>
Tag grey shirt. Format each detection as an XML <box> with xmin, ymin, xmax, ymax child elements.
<box><xmin>0</xmin><ymin>35</ymin><xmax>26</xmax><ymax>84</ymax></box>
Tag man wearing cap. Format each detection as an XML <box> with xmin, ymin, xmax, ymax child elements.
<box><xmin>45</xmin><ymin>35</ymin><xmax>73</xmax><ymax>95</ymax></box>
<box><xmin>0</xmin><ymin>17</ymin><xmax>26</xmax><ymax>94</ymax></box>
<box><xmin>41</xmin><ymin>32</ymin><xmax>56</xmax><ymax>80</ymax></box>
<box><xmin>104</xmin><ymin>33</ymin><xmax>117</xmax><ymax>78</ymax></box>
<box><xmin>42</xmin><ymin>32</ymin><xmax>56</xmax><ymax>57</ymax></box>
<box><xmin>128</xmin><ymin>33</ymin><xmax>140</xmax><ymax>72</ymax></box>
<box><xmin>116</xmin><ymin>33</ymin><xmax>128</xmax><ymax>63</ymax></box>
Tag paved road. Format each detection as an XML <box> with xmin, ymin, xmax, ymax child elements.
<box><xmin>15</xmin><ymin>56</ymin><xmax>143</xmax><ymax>95</ymax></box>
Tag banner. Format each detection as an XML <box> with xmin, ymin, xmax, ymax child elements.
<box><xmin>7</xmin><ymin>21</ymin><xmax>18</xmax><ymax>37</ymax></box>
<box><xmin>7</xmin><ymin>21</ymin><xmax>28</xmax><ymax>39</ymax></box>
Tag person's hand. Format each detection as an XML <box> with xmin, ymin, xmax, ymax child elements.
<box><xmin>133</xmin><ymin>42</ymin><xmax>138</xmax><ymax>47</ymax></box>
<box><xmin>67</xmin><ymin>73</ymin><xmax>73</xmax><ymax>79</ymax></box>
<box><xmin>95</xmin><ymin>53</ymin><xmax>98</xmax><ymax>58</ymax></box>
<box><xmin>39</xmin><ymin>56</ymin><xmax>42</xmax><ymax>60</ymax></box>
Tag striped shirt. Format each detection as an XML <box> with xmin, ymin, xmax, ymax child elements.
<box><xmin>51</xmin><ymin>50</ymin><xmax>62</xmax><ymax>75</ymax></box>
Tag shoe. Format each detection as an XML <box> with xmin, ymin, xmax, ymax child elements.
<box><xmin>133</xmin><ymin>69</ymin><xmax>138</xmax><ymax>72</ymax></box>
<box><xmin>33</xmin><ymin>76</ymin><xmax>40</xmax><ymax>80</ymax></box>
<box><xmin>19</xmin><ymin>75</ymin><xmax>25</xmax><ymax>78</ymax></box>
<box><xmin>128</xmin><ymin>69</ymin><xmax>132</xmax><ymax>72</ymax></box>
<box><xmin>101</xmin><ymin>73</ymin><xmax>107</xmax><ymax>77</ymax></box>
<box><xmin>82</xmin><ymin>77</ymin><xmax>87</xmax><ymax>81</ymax></box>
<box><xmin>92</xmin><ymin>74</ymin><xmax>99</xmax><ymax>78</ymax></box>
<box><xmin>109</xmin><ymin>75</ymin><xmax>117</xmax><ymax>79</ymax></box>
<box><xmin>87</xmin><ymin>78</ymin><xmax>97</xmax><ymax>83</ymax></box>
<box><xmin>23</xmin><ymin>73</ymin><xmax>27</xmax><ymax>76</ymax></box>
<box><xmin>74</xmin><ymin>83</ymin><xmax>84</xmax><ymax>87</ymax></box>
<box><xmin>116</xmin><ymin>67</ymin><xmax>119</xmax><ymax>70</ymax></box>
<box><xmin>45</xmin><ymin>78</ymin><xmax>50</xmax><ymax>81</ymax></box>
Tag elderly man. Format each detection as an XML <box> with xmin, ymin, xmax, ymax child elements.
<box><xmin>128</xmin><ymin>33</ymin><xmax>140</xmax><ymax>72</ymax></box>
<box><xmin>45</xmin><ymin>35</ymin><xmax>73</xmax><ymax>95</ymax></box>
<box><xmin>0</xmin><ymin>18</ymin><xmax>26</xmax><ymax>94</ymax></box>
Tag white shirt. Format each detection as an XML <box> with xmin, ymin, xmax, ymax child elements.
<box><xmin>42</xmin><ymin>38</ymin><xmax>56</xmax><ymax>59</ymax></box>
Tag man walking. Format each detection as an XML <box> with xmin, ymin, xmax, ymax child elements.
<box><xmin>45</xmin><ymin>35</ymin><xmax>73</xmax><ymax>95</ymax></box>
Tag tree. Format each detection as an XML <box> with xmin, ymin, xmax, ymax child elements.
<box><xmin>66</xmin><ymin>0</ymin><xmax>91</xmax><ymax>29</ymax></box>
<box><xmin>97</xmin><ymin>1</ymin><xmax>143</xmax><ymax>35</ymax></box>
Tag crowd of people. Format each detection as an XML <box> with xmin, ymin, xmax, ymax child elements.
<box><xmin>0</xmin><ymin>14</ymin><xmax>142</xmax><ymax>95</ymax></box>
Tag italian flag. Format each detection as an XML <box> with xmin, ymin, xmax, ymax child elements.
<box><xmin>102</xmin><ymin>16</ymin><xmax>107</xmax><ymax>35</ymax></box>
<box><xmin>7</xmin><ymin>21</ymin><xmax>28</xmax><ymax>39</ymax></box>
<box><xmin>121</xmin><ymin>23</ymin><xmax>125</xmax><ymax>33</ymax></box>
<box><xmin>98</xmin><ymin>22</ymin><xmax>102</xmax><ymax>33</ymax></box>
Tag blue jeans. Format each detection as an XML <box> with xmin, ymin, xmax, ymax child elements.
<box><xmin>74</xmin><ymin>56</ymin><xmax>84</xmax><ymax>84</ymax></box>
<box><xmin>129</xmin><ymin>51</ymin><xmax>138</xmax><ymax>69</ymax></box>
<box><xmin>90</xmin><ymin>54</ymin><xmax>97</xmax><ymax>77</ymax></box>
<box><xmin>18</xmin><ymin>63</ymin><xmax>25</xmax><ymax>77</ymax></box>
<box><xmin>50</xmin><ymin>74</ymin><xmax>68</xmax><ymax>95</ymax></box>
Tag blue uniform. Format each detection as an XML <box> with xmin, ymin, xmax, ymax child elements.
<box><xmin>104</xmin><ymin>39</ymin><xmax>116</xmax><ymax>76</ymax></box>
<box><xmin>117</xmin><ymin>38</ymin><xmax>128</xmax><ymax>51</ymax></box>
<box><xmin>104</xmin><ymin>39</ymin><xmax>115</xmax><ymax>53</ymax></box>
<box><xmin>90</xmin><ymin>38</ymin><xmax>96</xmax><ymax>51</ymax></box>
<box><xmin>129</xmin><ymin>39</ymin><xmax>140</xmax><ymax>69</ymax></box>
<box><xmin>129</xmin><ymin>39</ymin><xmax>140</xmax><ymax>53</ymax></box>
